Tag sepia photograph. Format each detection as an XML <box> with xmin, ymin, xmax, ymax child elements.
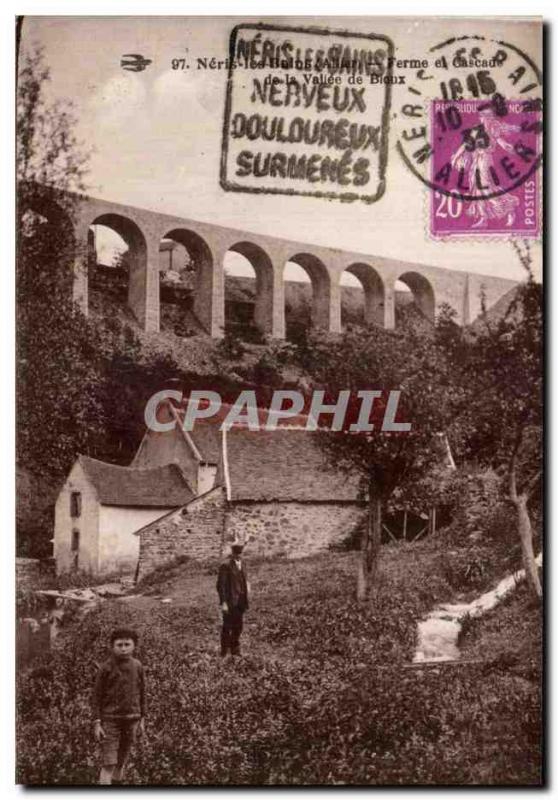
<box><xmin>15</xmin><ymin>14</ymin><xmax>543</xmax><ymax>787</ymax></box>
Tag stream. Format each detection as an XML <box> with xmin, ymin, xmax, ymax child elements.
<box><xmin>414</xmin><ymin>553</ymin><xmax>542</xmax><ymax>663</ymax></box>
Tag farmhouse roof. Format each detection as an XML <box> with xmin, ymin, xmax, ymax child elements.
<box><xmin>224</xmin><ymin>426</ymin><xmax>361</xmax><ymax>503</ymax></box>
<box><xmin>143</xmin><ymin>400</ymin><xmax>362</xmax><ymax>503</ymax></box>
<box><xmin>188</xmin><ymin>418</ymin><xmax>222</xmax><ymax>464</ymax></box>
<box><xmin>78</xmin><ymin>456</ymin><xmax>195</xmax><ymax>508</ymax></box>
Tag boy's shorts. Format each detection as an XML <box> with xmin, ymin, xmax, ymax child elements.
<box><xmin>101</xmin><ymin>719</ymin><xmax>139</xmax><ymax>766</ymax></box>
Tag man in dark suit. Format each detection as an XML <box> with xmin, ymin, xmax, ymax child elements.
<box><xmin>217</xmin><ymin>540</ymin><xmax>249</xmax><ymax>657</ymax></box>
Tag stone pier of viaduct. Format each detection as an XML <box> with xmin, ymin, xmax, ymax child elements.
<box><xmin>29</xmin><ymin>189</ymin><xmax>518</xmax><ymax>338</ymax></box>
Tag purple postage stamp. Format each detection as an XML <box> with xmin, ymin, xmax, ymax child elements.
<box><xmin>394</xmin><ymin>34</ymin><xmax>543</xmax><ymax>240</ymax></box>
<box><xmin>429</xmin><ymin>98</ymin><xmax>541</xmax><ymax>238</ymax></box>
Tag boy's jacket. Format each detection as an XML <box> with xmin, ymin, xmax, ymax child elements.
<box><xmin>92</xmin><ymin>655</ymin><xmax>145</xmax><ymax>720</ymax></box>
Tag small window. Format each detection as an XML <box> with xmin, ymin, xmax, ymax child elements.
<box><xmin>71</xmin><ymin>529</ymin><xmax>80</xmax><ymax>552</ymax></box>
<box><xmin>70</xmin><ymin>492</ymin><xmax>82</xmax><ymax>518</ymax></box>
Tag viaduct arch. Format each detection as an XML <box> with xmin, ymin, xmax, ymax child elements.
<box><xmin>36</xmin><ymin>189</ymin><xmax>517</xmax><ymax>339</ymax></box>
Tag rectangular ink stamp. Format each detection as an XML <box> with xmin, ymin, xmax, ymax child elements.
<box><xmin>220</xmin><ymin>23</ymin><xmax>394</xmax><ymax>204</ymax></box>
<box><xmin>429</xmin><ymin>98</ymin><xmax>542</xmax><ymax>238</ymax></box>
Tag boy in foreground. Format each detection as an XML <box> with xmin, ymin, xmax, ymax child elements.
<box><xmin>92</xmin><ymin>627</ymin><xmax>145</xmax><ymax>785</ymax></box>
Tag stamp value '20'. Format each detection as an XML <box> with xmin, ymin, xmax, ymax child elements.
<box><xmin>395</xmin><ymin>35</ymin><xmax>542</xmax><ymax>239</ymax></box>
<box><xmin>430</xmin><ymin>98</ymin><xmax>541</xmax><ymax>237</ymax></box>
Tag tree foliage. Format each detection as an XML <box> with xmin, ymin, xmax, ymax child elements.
<box><xmin>290</xmin><ymin>310</ymin><xmax>462</xmax><ymax>598</ymax></box>
<box><xmin>458</xmin><ymin>244</ymin><xmax>543</xmax><ymax>596</ymax></box>
<box><xmin>266</xmin><ymin>273</ymin><xmax>542</xmax><ymax>600</ymax></box>
<box><xmin>17</xmin><ymin>44</ymin><xmax>89</xmax><ymax>193</ymax></box>
<box><xmin>16</xmin><ymin>46</ymin><xmax>184</xmax><ymax>557</ymax></box>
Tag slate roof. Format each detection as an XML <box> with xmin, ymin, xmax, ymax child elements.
<box><xmin>138</xmin><ymin>400</ymin><xmax>361</xmax><ymax>503</ymax></box>
<box><xmin>188</xmin><ymin>418</ymin><xmax>222</xmax><ymax>464</ymax></box>
<box><xmin>79</xmin><ymin>456</ymin><xmax>194</xmax><ymax>508</ymax></box>
<box><xmin>224</xmin><ymin>427</ymin><xmax>361</xmax><ymax>503</ymax></box>
<box><xmin>175</xmin><ymin>403</ymin><xmax>311</xmax><ymax>467</ymax></box>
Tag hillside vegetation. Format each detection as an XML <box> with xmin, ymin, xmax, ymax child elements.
<box><xmin>17</xmin><ymin>546</ymin><xmax>542</xmax><ymax>786</ymax></box>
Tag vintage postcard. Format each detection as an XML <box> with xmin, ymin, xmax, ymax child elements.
<box><xmin>16</xmin><ymin>15</ymin><xmax>543</xmax><ymax>786</ymax></box>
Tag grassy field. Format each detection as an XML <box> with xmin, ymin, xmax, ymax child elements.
<box><xmin>16</xmin><ymin>544</ymin><xmax>542</xmax><ymax>786</ymax></box>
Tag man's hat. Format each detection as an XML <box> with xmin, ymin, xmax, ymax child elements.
<box><xmin>229</xmin><ymin>535</ymin><xmax>245</xmax><ymax>552</ymax></box>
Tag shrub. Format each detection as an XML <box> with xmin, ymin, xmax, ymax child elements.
<box><xmin>16</xmin><ymin>553</ymin><xmax>542</xmax><ymax>786</ymax></box>
<box><xmin>215</xmin><ymin>329</ymin><xmax>247</xmax><ymax>361</ymax></box>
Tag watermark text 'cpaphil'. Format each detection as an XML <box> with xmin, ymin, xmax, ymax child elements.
<box><xmin>144</xmin><ymin>389</ymin><xmax>412</xmax><ymax>434</ymax></box>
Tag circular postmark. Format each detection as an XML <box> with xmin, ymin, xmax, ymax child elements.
<box><xmin>395</xmin><ymin>36</ymin><xmax>543</xmax><ymax>203</ymax></box>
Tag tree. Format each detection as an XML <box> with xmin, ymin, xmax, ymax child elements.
<box><xmin>17</xmin><ymin>45</ymin><xmax>92</xmax><ymax>474</ymax></box>
<box><xmin>298</xmin><ymin>311</ymin><xmax>461</xmax><ymax>600</ymax></box>
<box><xmin>462</xmin><ymin>242</ymin><xmax>542</xmax><ymax>597</ymax></box>
<box><xmin>17</xmin><ymin>43</ymin><xmax>89</xmax><ymax>195</ymax></box>
<box><xmin>16</xmin><ymin>45</ymin><xmax>177</xmax><ymax>556</ymax></box>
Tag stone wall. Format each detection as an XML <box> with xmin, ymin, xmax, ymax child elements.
<box><xmin>136</xmin><ymin>495</ymin><xmax>366</xmax><ymax>580</ymax></box>
<box><xmin>225</xmin><ymin>501</ymin><xmax>366</xmax><ymax>559</ymax></box>
<box><xmin>136</xmin><ymin>487</ymin><xmax>226</xmax><ymax>580</ymax></box>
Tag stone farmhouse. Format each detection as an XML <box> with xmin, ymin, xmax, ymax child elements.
<box><xmin>133</xmin><ymin>409</ymin><xmax>365</xmax><ymax>581</ymax></box>
<box><xmin>54</xmin><ymin>455</ymin><xmax>194</xmax><ymax>574</ymax></box>
<box><xmin>53</xmin><ymin>402</ymin><xmax>364</xmax><ymax>577</ymax></box>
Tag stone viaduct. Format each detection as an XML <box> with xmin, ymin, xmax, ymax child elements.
<box><xmin>31</xmin><ymin>188</ymin><xmax>518</xmax><ymax>338</ymax></box>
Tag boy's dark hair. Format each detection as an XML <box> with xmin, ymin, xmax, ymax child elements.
<box><xmin>110</xmin><ymin>627</ymin><xmax>138</xmax><ymax>645</ymax></box>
